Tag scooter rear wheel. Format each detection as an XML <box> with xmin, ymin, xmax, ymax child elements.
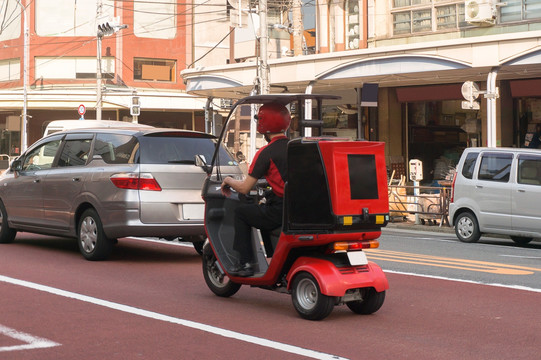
<box><xmin>202</xmin><ymin>244</ymin><xmax>241</xmax><ymax>297</ymax></box>
<box><xmin>346</xmin><ymin>288</ymin><xmax>385</xmax><ymax>315</ymax></box>
<box><xmin>291</xmin><ymin>272</ymin><xmax>335</xmax><ymax>321</ymax></box>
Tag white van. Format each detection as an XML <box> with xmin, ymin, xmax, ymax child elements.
<box><xmin>449</xmin><ymin>147</ymin><xmax>541</xmax><ymax>245</ymax></box>
<box><xmin>43</xmin><ymin>120</ymin><xmax>152</xmax><ymax>137</ymax></box>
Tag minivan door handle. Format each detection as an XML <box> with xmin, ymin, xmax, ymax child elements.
<box><xmin>475</xmin><ymin>185</ymin><xmax>483</xmax><ymax>189</ymax></box>
<box><xmin>518</xmin><ymin>189</ymin><xmax>526</xmax><ymax>193</ymax></box>
<box><xmin>33</xmin><ymin>179</ymin><xmax>40</xmax><ymax>183</ymax></box>
<box><xmin>72</xmin><ymin>177</ymin><xmax>81</xmax><ymax>182</ymax></box>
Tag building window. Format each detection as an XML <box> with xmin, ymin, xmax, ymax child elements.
<box><xmin>392</xmin><ymin>1</ymin><xmax>466</xmax><ymax>35</ymax></box>
<box><xmin>35</xmin><ymin>57</ymin><xmax>114</xmax><ymax>80</ymax></box>
<box><xmin>134</xmin><ymin>0</ymin><xmax>176</xmax><ymax>39</ymax></box>
<box><xmin>501</xmin><ymin>0</ymin><xmax>541</xmax><ymax>22</ymax></box>
<box><xmin>36</xmin><ymin>0</ymin><xmax>113</xmax><ymax>37</ymax></box>
<box><xmin>346</xmin><ymin>0</ymin><xmax>360</xmax><ymax>49</ymax></box>
<box><xmin>134</xmin><ymin>58</ymin><xmax>176</xmax><ymax>82</ymax></box>
<box><xmin>0</xmin><ymin>59</ymin><xmax>20</xmax><ymax>82</ymax></box>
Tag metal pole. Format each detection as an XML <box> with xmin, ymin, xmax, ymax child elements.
<box><xmin>16</xmin><ymin>0</ymin><xmax>29</xmax><ymax>152</ymax></box>
<box><xmin>259</xmin><ymin>0</ymin><xmax>269</xmax><ymax>94</ymax></box>
<box><xmin>96</xmin><ymin>33</ymin><xmax>102</xmax><ymax>121</ymax></box>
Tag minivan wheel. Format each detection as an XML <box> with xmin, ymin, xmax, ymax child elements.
<box><xmin>78</xmin><ymin>208</ymin><xmax>114</xmax><ymax>261</ymax></box>
<box><xmin>455</xmin><ymin>212</ymin><xmax>481</xmax><ymax>243</ymax></box>
<box><xmin>510</xmin><ymin>236</ymin><xmax>533</xmax><ymax>245</ymax></box>
<box><xmin>0</xmin><ymin>200</ymin><xmax>16</xmax><ymax>244</ymax></box>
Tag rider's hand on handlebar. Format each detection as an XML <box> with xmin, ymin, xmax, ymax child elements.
<box><xmin>221</xmin><ymin>178</ymin><xmax>232</xmax><ymax>197</ymax></box>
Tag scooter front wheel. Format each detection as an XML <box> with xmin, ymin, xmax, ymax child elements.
<box><xmin>291</xmin><ymin>272</ymin><xmax>335</xmax><ymax>321</ymax></box>
<box><xmin>202</xmin><ymin>245</ymin><xmax>241</xmax><ymax>297</ymax></box>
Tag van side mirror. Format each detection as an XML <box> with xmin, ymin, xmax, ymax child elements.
<box><xmin>195</xmin><ymin>154</ymin><xmax>211</xmax><ymax>174</ymax></box>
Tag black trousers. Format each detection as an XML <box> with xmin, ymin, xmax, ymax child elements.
<box><xmin>232</xmin><ymin>196</ymin><xmax>283</xmax><ymax>264</ymax></box>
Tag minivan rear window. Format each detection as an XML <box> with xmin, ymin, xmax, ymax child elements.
<box><xmin>94</xmin><ymin>134</ymin><xmax>139</xmax><ymax>164</ymax></box>
<box><xmin>139</xmin><ymin>135</ymin><xmax>234</xmax><ymax>165</ymax></box>
<box><xmin>461</xmin><ymin>152</ymin><xmax>479</xmax><ymax>179</ymax></box>
<box><xmin>478</xmin><ymin>153</ymin><xmax>512</xmax><ymax>182</ymax></box>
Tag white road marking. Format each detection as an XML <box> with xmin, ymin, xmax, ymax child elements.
<box><xmin>0</xmin><ymin>275</ymin><xmax>347</xmax><ymax>360</ymax></box>
<box><xmin>0</xmin><ymin>324</ymin><xmax>60</xmax><ymax>352</ymax></box>
<box><xmin>384</xmin><ymin>270</ymin><xmax>541</xmax><ymax>293</ymax></box>
<box><xmin>500</xmin><ymin>254</ymin><xmax>541</xmax><ymax>260</ymax></box>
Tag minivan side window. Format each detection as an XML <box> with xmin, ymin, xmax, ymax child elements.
<box><xmin>478</xmin><ymin>153</ymin><xmax>513</xmax><ymax>182</ymax></box>
<box><xmin>461</xmin><ymin>152</ymin><xmax>479</xmax><ymax>179</ymax></box>
<box><xmin>94</xmin><ymin>134</ymin><xmax>139</xmax><ymax>164</ymax></box>
<box><xmin>517</xmin><ymin>155</ymin><xmax>541</xmax><ymax>186</ymax></box>
<box><xmin>22</xmin><ymin>140</ymin><xmax>62</xmax><ymax>171</ymax></box>
<box><xmin>58</xmin><ymin>139</ymin><xmax>92</xmax><ymax>167</ymax></box>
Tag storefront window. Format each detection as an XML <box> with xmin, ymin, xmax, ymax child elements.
<box><xmin>134</xmin><ymin>58</ymin><xmax>176</xmax><ymax>82</ymax></box>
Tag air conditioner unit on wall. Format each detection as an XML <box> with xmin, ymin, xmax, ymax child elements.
<box><xmin>465</xmin><ymin>0</ymin><xmax>496</xmax><ymax>26</ymax></box>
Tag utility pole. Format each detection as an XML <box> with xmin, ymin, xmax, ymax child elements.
<box><xmin>16</xmin><ymin>0</ymin><xmax>29</xmax><ymax>152</ymax></box>
<box><xmin>292</xmin><ymin>0</ymin><xmax>303</xmax><ymax>56</ymax></box>
<box><xmin>259</xmin><ymin>0</ymin><xmax>269</xmax><ymax>94</ymax></box>
<box><xmin>96</xmin><ymin>0</ymin><xmax>103</xmax><ymax>121</ymax></box>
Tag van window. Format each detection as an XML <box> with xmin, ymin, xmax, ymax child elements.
<box><xmin>518</xmin><ymin>155</ymin><xmax>541</xmax><ymax>186</ymax></box>
<box><xmin>94</xmin><ymin>134</ymin><xmax>139</xmax><ymax>164</ymax></box>
<box><xmin>139</xmin><ymin>134</ymin><xmax>233</xmax><ymax>165</ymax></box>
<box><xmin>461</xmin><ymin>152</ymin><xmax>479</xmax><ymax>179</ymax></box>
<box><xmin>22</xmin><ymin>140</ymin><xmax>62</xmax><ymax>171</ymax></box>
<box><xmin>478</xmin><ymin>153</ymin><xmax>512</xmax><ymax>182</ymax></box>
<box><xmin>58</xmin><ymin>139</ymin><xmax>92</xmax><ymax>167</ymax></box>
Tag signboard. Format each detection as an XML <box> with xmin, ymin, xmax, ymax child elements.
<box><xmin>78</xmin><ymin>104</ymin><xmax>86</xmax><ymax>120</ymax></box>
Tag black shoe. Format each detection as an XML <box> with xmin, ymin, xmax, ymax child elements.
<box><xmin>230</xmin><ymin>262</ymin><xmax>254</xmax><ymax>277</ymax></box>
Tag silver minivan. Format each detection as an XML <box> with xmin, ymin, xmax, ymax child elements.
<box><xmin>449</xmin><ymin>147</ymin><xmax>541</xmax><ymax>245</ymax></box>
<box><xmin>0</xmin><ymin>127</ymin><xmax>242</xmax><ymax>260</ymax></box>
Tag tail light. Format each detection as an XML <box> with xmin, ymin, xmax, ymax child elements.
<box><xmin>329</xmin><ymin>239</ymin><xmax>379</xmax><ymax>253</ymax></box>
<box><xmin>450</xmin><ymin>172</ymin><xmax>457</xmax><ymax>203</ymax></box>
<box><xmin>110</xmin><ymin>173</ymin><xmax>162</xmax><ymax>191</ymax></box>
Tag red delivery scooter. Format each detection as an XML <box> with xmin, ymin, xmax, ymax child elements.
<box><xmin>199</xmin><ymin>94</ymin><xmax>389</xmax><ymax>320</ymax></box>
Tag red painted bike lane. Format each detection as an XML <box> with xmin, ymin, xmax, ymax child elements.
<box><xmin>0</xmin><ymin>234</ymin><xmax>540</xmax><ymax>359</ymax></box>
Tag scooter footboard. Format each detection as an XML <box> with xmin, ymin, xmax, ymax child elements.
<box><xmin>286</xmin><ymin>256</ymin><xmax>389</xmax><ymax>297</ymax></box>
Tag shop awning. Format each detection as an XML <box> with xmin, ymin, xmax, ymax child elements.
<box><xmin>509</xmin><ymin>79</ymin><xmax>541</xmax><ymax>98</ymax></box>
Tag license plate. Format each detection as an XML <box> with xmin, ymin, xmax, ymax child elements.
<box><xmin>182</xmin><ymin>204</ymin><xmax>205</xmax><ymax>220</ymax></box>
<box><xmin>347</xmin><ymin>251</ymin><xmax>368</xmax><ymax>266</ymax></box>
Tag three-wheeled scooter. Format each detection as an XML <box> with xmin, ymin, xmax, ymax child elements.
<box><xmin>200</xmin><ymin>94</ymin><xmax>390</xmax><ymax>320</ymax></box>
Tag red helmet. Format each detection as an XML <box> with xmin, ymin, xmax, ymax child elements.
<box><xmin>256</xmin><ymin>103</ymin><xmax>291</xmax><ymax>134</ymax></box>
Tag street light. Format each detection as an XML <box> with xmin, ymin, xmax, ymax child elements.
<box><xmin>96</xmin><ymin>19</ymin><xmax>127</xmax><ymax>121</ymax></box>
<box><xmin>16</xmin><ymin>0</ymin><xmax>29</xmax><ymax>152</ymax></box>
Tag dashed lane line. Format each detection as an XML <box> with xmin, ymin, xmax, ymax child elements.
<box><xmin>0</xmin><ymin>275</ymin><xmax>347</xmax><ymax>360</ymax></box>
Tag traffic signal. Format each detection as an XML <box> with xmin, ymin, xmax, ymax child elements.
<box><xmin>130</xmin><ymin>96</ymin><xmax>140</xmax><ymax>116</ymax></box>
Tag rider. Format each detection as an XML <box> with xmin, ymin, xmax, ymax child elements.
<box><xmin>221</xmin><ymin>102</ymin><xmax>291</xmax><ymax>277</ymax></box>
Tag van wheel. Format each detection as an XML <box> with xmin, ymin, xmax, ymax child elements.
<box><xmin>510</xmin><ymin>236</ymin><xmax>533</xmax><ymax>245</ymax></box>
<box><xmin>0</xmin><ymin>200</ymin><xmax>16</xmax><ymax>244</ymax></box>
<box><xmin>291</xmin><ymin>272</ymin><xmax>335</xmax><ymax>321</ymax></box>
<box><xmin>347</xmin><ymin>288</ymin><xmax>386</xmax><ymax>315</ymax></box>
<box><xmin>455</xmin><ymin>212</ymin><xmax>481</xmax><ymax>243</ymax></box>
<box><xmin>78</xmin><ymin>209</ymin><xmax>114</xmax><ymax>261</ymax></box>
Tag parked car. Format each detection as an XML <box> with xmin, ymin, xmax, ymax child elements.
<box><xmin>449</xmin><ymin>147</ymin><xmax>541</xmax><ymax>245</ymax></box>
<box><xmin>43</xmin><ymin>119</ymin><xmax>153</xmax><ymax>137</ymax></box>
<box><xmin>0</xmin><ymin>127</ymin><xmax>242</xmax><ymax>260</ymax></box>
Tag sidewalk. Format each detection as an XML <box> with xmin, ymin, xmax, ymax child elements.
<box><xmin>385</xmin><ymin>219</ymin><xmax>454</xmax><ymax>234</ymax></box>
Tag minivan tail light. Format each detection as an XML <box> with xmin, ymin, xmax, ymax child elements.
<box><xmin>450</xmin><ymin>172</ymin><xmax>457</xmax><ymax>203</ymax></box>
<box><xmin>110</xmin><ymin>173</ymin><xmax>162</xmax><ymax>191</ymax></box>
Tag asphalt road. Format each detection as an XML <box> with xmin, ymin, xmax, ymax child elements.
<box><xmin>1</xmin><ymin>231</ymin><xmax>540</xmax><ymax>360</ymax></box>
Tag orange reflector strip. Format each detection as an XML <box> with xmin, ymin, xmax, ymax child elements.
<box><xmin>376</xmin><ymin>215</ymin><xmax>384</xmax><ymax>224</ymax></box>
<box><xmin>343</xmin><ymin>216</ymin><xmax>353</xmax><ymax>226</ymax></box>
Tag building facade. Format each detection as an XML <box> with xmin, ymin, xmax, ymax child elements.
<box><xmin>0</xmin><ymin>0</ymin><xmax>207</xmax><ymax>157</ymax></box>
<box><xmin>183</xmin><ymin>0</ymin><xmax>541</xmax><ymax>185</ymax></box>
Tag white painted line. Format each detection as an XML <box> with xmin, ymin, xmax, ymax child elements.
<box><xmin>0</xmin><ymin>324</ymin><xmax>60</xmax><ymax>352</ymax></box>
<box><xmin>0</xmin><ymin>275</ymin><xmax>347</xmax><ymax>360</ymax></box>
<box><xmin>384</xmin><ymin>270</ymin><xmax>541</xmax><ymax>293</ymax></box>
<box><xmin>500</xmin><ymin>254</ymin><xmax>541</xmax><ymax>260</ymax></box>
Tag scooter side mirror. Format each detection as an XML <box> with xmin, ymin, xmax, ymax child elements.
<box><xmin>195</xmin><ymin>154</ymin><xmax>211</xmax><ymax>174</ymax></box>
